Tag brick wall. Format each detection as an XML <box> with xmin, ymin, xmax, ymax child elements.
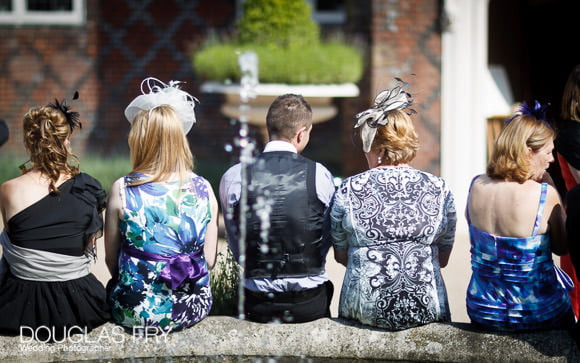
<box><xmin>0</xmin><ymin>0</ymin><xmax>443</xmax><ymax>182</ymax></box>
<box><xmin>368</xmin><ymin>0</ymin><xmax>442</xmax><ymax>175</ymax></box>
<box><xmin>92</xmin><ymin>0</ymin><xmax>236</xmax><ymax>158</ymax></box>
<box><xmin>0</xmin><ymin>0</ymin><xmax>100</xmax><ymax>155</ymax></box>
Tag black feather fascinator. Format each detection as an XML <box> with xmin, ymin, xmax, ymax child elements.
<box><xmin>48</xmin><ymin>92</ymin><xmax>81</xmax><ymax>131</ymax></box>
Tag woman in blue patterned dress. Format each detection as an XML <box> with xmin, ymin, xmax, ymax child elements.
<box><xmin>330</xmin><ymin>81</ymin><xmax>456</xmax><ymax>330</ymax></box>
<box><xmin>105</xmin><ymin>78</ymin><xmax>218</xmax><ymax>333</ymax></box>
<box><xmin>466</xmin><ymin>101</ymin><xmax>575</xmax><ymax>331</ymax></box>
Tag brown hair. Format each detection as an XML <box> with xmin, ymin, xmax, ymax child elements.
<box><xmin>562</xmin><ymin>64</ymin><xmax>580</xmax><ymax>122</ymax></box>
<box><xmin>23</xmin><ymin>106</ymin><xmax>79</xmax><ymax>193</ymax></box>
<box><xmin>266</xmin><ymin>94</ymin><xmax>312</xmax><ymax>140</ymax></box>
<box><xmin>128</xmin><ymin>105</ymin><xmax>193</xmax><ymax>185</ymax></box>
<box><xmin>371</xmin><ymin>109</ymin><xmax>419</xmax><ymax>165</ymax></box>
<box><xmin>487</xmin><ymin>114</ymin><xmax>555</xmax><ymax>183</ymax></box>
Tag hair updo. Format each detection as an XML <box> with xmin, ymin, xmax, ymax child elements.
<box><xmin>370</xmin><ymin>109</ymin><xmax>419</xmax><ymax>165</ymax></box>
<box><xmin>23</xmin><ymin>105</ymin><xmax>79</xmax><ymax>192</ymax></box>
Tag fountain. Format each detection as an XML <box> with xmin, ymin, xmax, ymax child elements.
<box><xmin>234</xmin><ymin>50</ymin><xmax>259</xmax><ymax>319</ymax></box>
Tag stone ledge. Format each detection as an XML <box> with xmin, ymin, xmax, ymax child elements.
<box><xmin>0</xmin><ymin>317</ymin><xmax>578</xmax><ymax>362</ymax></box>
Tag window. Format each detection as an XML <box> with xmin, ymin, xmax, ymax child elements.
<box><xmin>0</xmin><ymin>0</ymin><xmax>85</xmax><ymax>25</ymax></box>
<box><xmin>307</xmin><ymin>0</ymin><xmax>345</xmax><ymax>24</ymax></box>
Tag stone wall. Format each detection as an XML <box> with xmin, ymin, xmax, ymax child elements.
<box><xmin>0</xmin><ymin>317</ymin><xmax>577</xmax><ymax>362</ymax></box>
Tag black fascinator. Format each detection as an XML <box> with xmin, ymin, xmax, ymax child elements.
<box><xmin>48</xmin><ymin>93</ymin><xmax>82</xmax><ymax>131</ymax></box>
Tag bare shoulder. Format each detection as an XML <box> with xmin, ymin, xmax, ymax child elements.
<box><xmin>107</xmin><ymin>178</ymin><xmax>123</xmax><ymax>205</ymax></box>
<box><xmin>0</xmin><ymin>174</ymin><xmax>28</xmax><ymax>198</ymax></box>
<box><xmin>109</xmin><ymin>177</ymin><xmax>123</xmax><ymax>191</ymax></box>
<box><xmin>544</xmin><ymin>183</ymin><xmax>563</xmax><ymax>208</ymax></box>
<box><xmin>470</xmin><ymin>175</ymin><xmax>502</xmax><ymax>194</ymax></box>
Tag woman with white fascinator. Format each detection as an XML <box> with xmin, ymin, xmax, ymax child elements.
<box><xmin>330</xmin><ymin>79</ymin><xmax>456</xmax><ymax>330</ymax></box>
<box><xmin>105</xmin><ymin>77</ymin><xmax>219</xmax><ymax>333</ymax></box>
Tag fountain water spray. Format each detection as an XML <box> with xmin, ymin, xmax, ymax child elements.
<box><xmin>236</xmin><ymin>51</ymin><xmax>258</xmax><ymax>319</ymax></box>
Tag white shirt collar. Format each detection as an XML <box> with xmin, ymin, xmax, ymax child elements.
<box><xmin>263</xmin><ymin>140</ymin><xmax>297</xmax><ymax>153</ymax></box>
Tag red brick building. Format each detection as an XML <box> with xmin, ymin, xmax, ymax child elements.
<box><xmin>0</xmin><ymin>0</ymin><xmax>444</xmax><ymax>181</ymax></box>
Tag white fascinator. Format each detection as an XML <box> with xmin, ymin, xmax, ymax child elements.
<box><xmin>354</xmin><ymin>78</ymin><xmax>415</xmax><ymax>153</ymax></box>
<box><xmin>125</xmin><ymin>77</ymin><xmax>199</xmax><ymax>134</ymax></box>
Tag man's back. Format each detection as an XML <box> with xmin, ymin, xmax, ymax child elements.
<box><xmin>243</xmin><ymin>151</ymin><xmax>325</xmax><ymax>280</ymax></box>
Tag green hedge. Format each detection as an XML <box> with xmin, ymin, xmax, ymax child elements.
<box><xmin>193</xmin><ymin>42</ymin><xmax>363</xmax><ymax>84</ymax></box>
<box><xmin>0</xmin><ymin>154</ymin><xmax>132</xmax><ymax>194</ymax></box>
<box><xmin>192</xmin><ymin>0</ymin><xmax>363</xmax><ymax>85</ymax></box>
<box><xmin>0</xmin><ymin>154</ymin><xmax>227</xmax><ymax>199</ymax></box>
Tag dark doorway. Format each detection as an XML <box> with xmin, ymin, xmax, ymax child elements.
<box><xmin>488</xmin><ymin>0</ymin><xmax>580</xmax><ymax>197</ymax></box>
<box><xmin>488</xmin><ymin>0</ymin><xmax>580</xmax><ymax>121</ymax></box>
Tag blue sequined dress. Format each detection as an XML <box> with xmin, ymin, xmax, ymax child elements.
<box><xmin>466</xmin><ymin>179</ymin><xmax>574</xmax><ymax>330</ymax></box>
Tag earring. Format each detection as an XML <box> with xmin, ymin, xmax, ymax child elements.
<box><xmin>377</xmin><ymin>156</ymin><xmax>382</xmax><ymax>165</ymax></box>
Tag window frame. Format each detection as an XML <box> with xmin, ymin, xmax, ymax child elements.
<box><xmin>0</xmin><ymin>0</ymin><xmax>85</xmax><ymax>25</ymax></box>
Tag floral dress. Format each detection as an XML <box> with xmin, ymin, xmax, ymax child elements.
<box><xmin>108</xmin><ymin>173</ymin><xmax>213</xmax><ymax>331</ymax></box>
<box><xmin>330</xmin><ymin>166</ymin><xmax>456</xmax><ymax>330</ymax></box>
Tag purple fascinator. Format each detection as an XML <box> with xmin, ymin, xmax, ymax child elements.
<box><xmin>47</xmin><ymin>94</ymin><xmax>81</xmax><ymax>131</ymax></box>
<box><xmin>505</xmin><ymin>100</ymin><xmax>551</xmax><ymax>125</ymax></box>
<box><xmin>354</xmin><ymin>78</ymin><xmax>415</xmax><ymax>153</ymax></box>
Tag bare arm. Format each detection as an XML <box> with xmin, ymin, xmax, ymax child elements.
<box><xmin>0</xmin><ymin>182</ymin><xmax>9</xmax><ymax>232</ymax></box>
<box><xmin>203</xmin><ymin>181</ymin><xmax>219</xmax><ymax>270</ymax></box>
<box><xmin>547</xmin><ymin>185</ymin><xmax>568</xmax><ymax>256</ymax></box>
<box><xmin>104</xmin><ymin>179</ymin><xmax>122</xmax><ymax>277</ymax></box>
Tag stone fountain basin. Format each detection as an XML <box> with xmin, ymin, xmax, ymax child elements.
<box><xmin>200</xmin><ymin>81</ymin><xmax>360</xmax><ymax>127</ymax></box>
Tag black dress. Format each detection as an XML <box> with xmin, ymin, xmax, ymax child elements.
<box><xmin>0</xmin><ymin>173</ymin><xmax>110</xmax><ymax>341</ymax></box>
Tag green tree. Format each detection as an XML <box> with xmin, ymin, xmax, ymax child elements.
<box><xmin>237</xmin><ymin>0</ymin><xmax>320</xmax><ymax>48</ymax></box>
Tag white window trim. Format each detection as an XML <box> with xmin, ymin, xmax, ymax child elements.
<box><xmin>0</xmin><ymin>0</ymin><xmax>85</xmax><ymax>25</ymax></box>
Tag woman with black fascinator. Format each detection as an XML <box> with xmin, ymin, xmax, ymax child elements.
<box><xmin>0</xmin><ymin>99</ymin><xmax>110</xmax><ymax>341</ymax></box>
<box><xmin>466</xmin><ymin>101</ymin><xmax>575</xmax><ymax>331</ymax></box>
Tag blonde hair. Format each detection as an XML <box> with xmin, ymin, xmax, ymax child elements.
<box><xmin>128</xmin><ymin>105</ymin><xmax>193</xmax><ymax>185</ymax></box>
<box><xmin>370</xmin><ymin>110</ymin><xmax>419</xmax><ymax>165</ymax></box>
<box><xmin>487</xmin><ymin>115</ymin><xmax>555</xmax><ymax>183</ymax></box>
<box><xmin>23</xmin><ymin>106</ymin><xmax>79</xmax><ymax>193</ymax></box>
<box><xmin>562</xmin><ymin>64</ymin><xmax>580</xmax><ymax>122</ymax></box>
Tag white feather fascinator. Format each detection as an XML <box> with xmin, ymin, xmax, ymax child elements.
<box><xmin>125</xmin><ymin>77</ymin><xmax>199</xmax><ymax>134</ymax></box>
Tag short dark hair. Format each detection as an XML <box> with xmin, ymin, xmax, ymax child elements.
<box><xmin>266</xmin><ymin>94</ymin><xmax>312</xmax><ymax>140</ymax></box>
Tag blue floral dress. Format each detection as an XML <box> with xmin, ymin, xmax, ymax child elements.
<box><xmin>466</xmin><ymin>179</ymin><xmax>574</xmax><ymax>330</ymax></box>
<box><xmin>330</xmin><ymin>166</ymin><xmax>456</xmax><ymax>330</ymax></box>
<box><xmin>108</xmin><ymin>173</ymin><xmax>213</xmax><ymax>331</ymax></box>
